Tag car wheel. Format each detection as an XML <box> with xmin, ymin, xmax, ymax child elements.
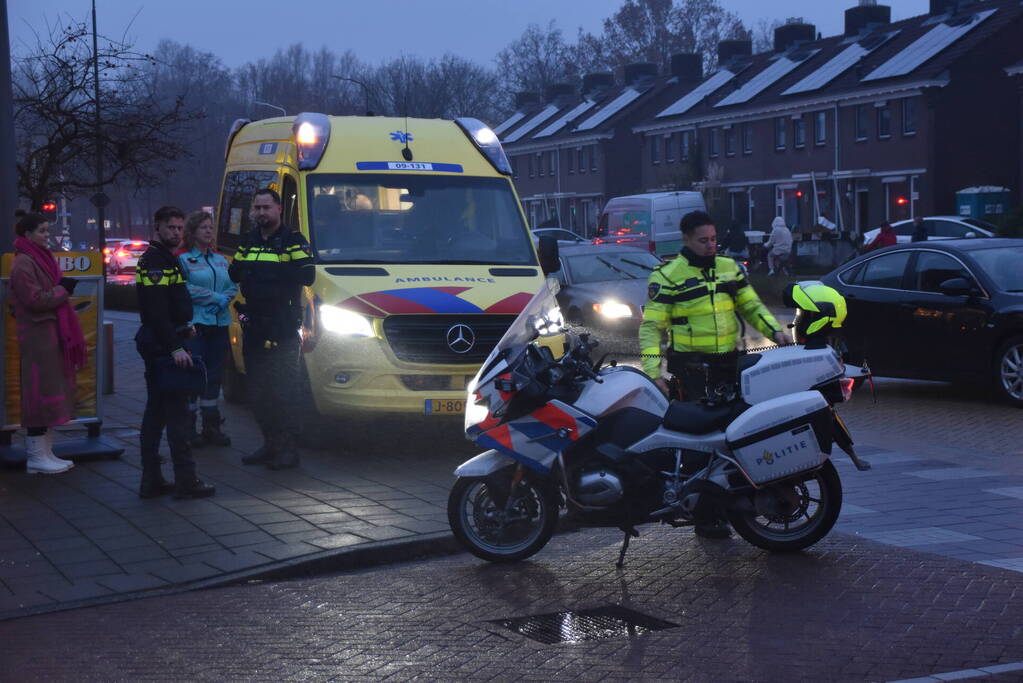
<box><xmin>994</xmin><ymin>336</ymin><xmax>1023</xmax><ymax>407</ymax></box>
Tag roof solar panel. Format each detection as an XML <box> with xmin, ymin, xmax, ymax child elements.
<box><xmin>493</xmin><ymin>111</ymin><xmax>526</xmax><ymax>136</ymax></box>
<box><xmin>862</xmin><ymin>9</ymin><xmax>995</xmax><ymax>81</ymax></box>
<box><xmin>533</xmin><ymin>100</ymin><xmax>597</xmax><ymax>138</ymax></box>
<box><xmin>716</xmin><ymin>50</ymin><xmax>820</xmax><ymax>107</ymax></box>
<box><xmin>502</xmin><ymin>104</ymin><xmax>561</xmax><ymax>142</ymax></box>
<box><xmin>657</xmin><ymin>70</ymin><xmax>735</xmax><ymax>118</ymax></box>
<box><xmin>783</xmin><ymin>32</ymin><xmax>897</xmax><ymax>95</ymax></box>
<box><xmin>575</xmin><ymin>88</ymin><xmax>643</xmax><ymax>131</ymax></box>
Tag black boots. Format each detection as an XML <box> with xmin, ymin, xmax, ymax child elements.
<box><xmin>172</xmin><ymin>477</ymin><xmax>216</xmax><ymax>499</ymax></box>
<box><xmin>139</xmin><ymin>470</ymin><xmax>174</xmax><ymax>499</ymax></box>
<box><xmin>200</xmin><ymin>408</ymin><xmax>231</xmax><ymax>447</ymax></box>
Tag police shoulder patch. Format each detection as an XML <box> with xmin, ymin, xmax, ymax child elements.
<box><xmin>648</xmin><ymin>282</ymin><xmax>661</xmax><ymax>300</ymax></box>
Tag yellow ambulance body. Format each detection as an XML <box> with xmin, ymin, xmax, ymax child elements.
<box><xmin>217</xmin><ymin>114</ymin><xmax>546</xmax><ymax>416</ymax></box>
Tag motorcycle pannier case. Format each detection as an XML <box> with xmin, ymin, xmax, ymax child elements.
<box><xmin>725</xmin><ymin>391</ymin><xmax>834</xmax><ymax>485</ymax></box>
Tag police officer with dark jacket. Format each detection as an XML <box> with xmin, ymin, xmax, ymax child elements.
<box><xmin>135</xmin><ymin>206</ymin><xmax>215</xmax><ymax>499</ymax></box>
<box><xmin>229</xmin><ymin>188</ymin><xmax>315</xmax><ymax>469</ymax></box>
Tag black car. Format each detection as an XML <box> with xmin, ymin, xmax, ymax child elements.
<box><xmin>821</xmin><ymin>239</ymin><xmax>1023</xmax><ymax>406</ymax></box>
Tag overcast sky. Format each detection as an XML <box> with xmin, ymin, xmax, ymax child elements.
<box><xmin>8</xmin><ymin>0</ymin><xmax>930</xmax><ymax>67</ymax></box>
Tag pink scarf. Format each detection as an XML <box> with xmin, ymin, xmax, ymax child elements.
<box><xmin>14</xmin><ymin>236</ymin><xmax>88</xmax><ymax>380</ymax></box>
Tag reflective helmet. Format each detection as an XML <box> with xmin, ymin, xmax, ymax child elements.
<box><xmin>783</xmin><ymin>281</ymin><xmax>847</xmax><ymax>345</ymax></box>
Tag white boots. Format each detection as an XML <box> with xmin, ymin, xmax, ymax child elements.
<box><xmin>25</xmin><ymin>432</ymin><xmax>73</xmax><ymax>475</ymax></box>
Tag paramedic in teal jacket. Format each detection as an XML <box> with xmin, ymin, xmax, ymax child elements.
<box><xmin>179</xmin><ymin>210</ymin><xmax>237</xmax><ymax>447</ymax></box>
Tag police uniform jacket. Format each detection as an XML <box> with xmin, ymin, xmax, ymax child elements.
<box><xmin>638</xmin><ymin>248</ymin><xmax>780</xmax><ymax>378</ymax></box>
<box><xmin>227</xmin><ymin>224</ymin><xmax>315</xmax><ymax>340</ymax></box>
<box><xmin>135</xmin><ymin>240</ymin><xmax>193</xmax><ymax>357</ymax></box>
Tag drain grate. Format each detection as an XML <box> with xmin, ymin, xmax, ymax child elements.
<box><xmin>491</xmin><ymin>605</ymin><xmax>678</xmax><ymax>645</ymax></box>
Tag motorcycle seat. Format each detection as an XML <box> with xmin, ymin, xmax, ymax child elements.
<box><xmin>662</xmin><ymin>400</ymin><xmax>750</xmax><ymax>435</ymax></box>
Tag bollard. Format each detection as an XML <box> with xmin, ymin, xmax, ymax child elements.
<box><xmin>103</xmin><ymin>321</ymin><xmax>114</xmax><ymax>394</ymax></box>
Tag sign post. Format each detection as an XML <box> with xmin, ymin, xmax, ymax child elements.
<box><xmin>1</xmin><ymin>251</ymin><xmax>124</xmax><ymax>464</ymax></box>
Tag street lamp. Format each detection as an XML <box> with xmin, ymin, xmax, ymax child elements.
<box><xmin>253</xmin><ymin>101</ymin><xmax>287</xmax><ymax>117</ymax></box>
<box><xmin>331</xmin><ymin>76</ymin><xmax>373</xmax><ymax>116</ymax></box>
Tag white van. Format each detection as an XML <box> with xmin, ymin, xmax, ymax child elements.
<box><xmin>596</xmin><ymin>191</ymin><xmax>706</xmax><ymax>258</ymax></box>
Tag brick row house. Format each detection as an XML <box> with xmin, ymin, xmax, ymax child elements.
<box><xmin>496</xmin><ymin>0</ymin><xmax>1022</xmax><ymax>245</ymax></box>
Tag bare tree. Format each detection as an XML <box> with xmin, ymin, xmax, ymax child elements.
<box><xmin>11</xmin><ymin>20</ymin><xmax>200</xmax><ymax>210</ymax></box>
<box><xmin>369</xmin><ymin>54</ymin><xmax>501</xmax><ymax>121</ymax></box>
<box><xmin>751</xmin><ymin>18</ymin><xmax>784</xmax><ymax>54</ymax></box>
<box><xmin>494</xmin><ymin>22</ymin><xmax>575</xmax><ymax>107</ymax></box>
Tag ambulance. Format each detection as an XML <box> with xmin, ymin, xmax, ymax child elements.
<box><xmin>217</xmin><ymin>113</ymin><xmax>556</xmax><ymax>416</ymax></box>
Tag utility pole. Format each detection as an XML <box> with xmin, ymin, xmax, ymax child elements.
<box><xmin>0</xmin><ymin>1</ymin><xmax>17</xmax><ymax>253</ymax></box>
<box><xmin>91</xmin><ymin>0</ymin><xmax>108</xmax><ymax>261</ymax></box>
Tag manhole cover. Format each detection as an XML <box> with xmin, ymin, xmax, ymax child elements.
<box><xmin>491</xmin><ymin>605</ymin><xmax>677</xmax><ymax>645</ymax></box>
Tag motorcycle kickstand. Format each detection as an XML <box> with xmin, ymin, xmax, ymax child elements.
<box><xmin>616</xmin><ymin>527</ymin><xmax>640</xmax><ymax>569</ymax></box>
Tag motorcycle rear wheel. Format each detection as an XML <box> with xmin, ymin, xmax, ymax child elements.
<box><xmin>448</xmin><ymin>475</ymin><xmax>559</xmax><ymax>563</ymax></box>
<box><xmin>727</xmin><ymin>460</ymin><xmax>842</xmax><ymax>552</ymax></box>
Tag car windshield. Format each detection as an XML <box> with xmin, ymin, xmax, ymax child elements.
<box><xmin>597</xmin><ymin>209</ymin><xmax>650</xmax><ymax>238</ymax></box>
<box><xmin>970</xmin><ymin>246</ymin><xmax>1023</xmax><ymax>292</ymax></box>
<box><xmin>566</xmin><ymin>251</ymin><xmax>660</xmax><ymax>283</ymax></box>
<box><xmin>306</xmin><ymin>173</ymin><xmax>536</xmax><ymax>266</ymax></box>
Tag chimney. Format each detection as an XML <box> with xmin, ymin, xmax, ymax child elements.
<box><xmin>670</xmin><ymin>53</ymin><xmax>703</xmax><ymax>83</ymax></box>
<box><xmin>845</xmin><ymin>1</ymin><xmax>892</xmax><ymax>36</ymax></box>
<box><xmin>931</xmin><ymin>0</ymin><xmax>979</xmax><ymax>14</ymax></box>
<box><xmin>544</xmin><ymin>83</ymin><xmax>575</xmax><ymax>102</ymax></box>
<box><xmin>717</xmin><ymin>39</ymin><xmax>752</xmax><ymax>66</ymax></box>
<box><xmin>623</xmin><ymin>62</ymin><xmax>658</xmax><ymax>87</ymax></box>
<box><xmin>514</xmin><ymin>91</ymin><xmax>540</xmax><ymax>109</ymax></box>
<box><xmin>582</xmin><ymin>72</ymin><xmax>615</xmax><ymax>98</ymax></box>
<box><xmin>774</xmin><ymin>18</ymin><xmax>816</xmax><ymax>52</ymax></box>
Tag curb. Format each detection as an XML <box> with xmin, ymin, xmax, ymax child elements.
<box><xmin>0</xmin><ymin>531</ymin><xmax>462</xmax><ymax>623</ymax></box>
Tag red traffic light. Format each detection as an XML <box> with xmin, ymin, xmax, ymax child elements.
<box><xmin>42</xmin><ymin>202</ymin><xmax>57</xmax><ymax>212</ymax></box>
<box><xmin>896</xmin><ymin>197</ymin><xmax>908</xmax><ymax>205</ymax></box>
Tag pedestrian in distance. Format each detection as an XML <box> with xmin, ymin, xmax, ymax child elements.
<box><xmin>864</xmin><ymin>221</ymin><xmax>898</xmax><ymax>252</ymax></box>
<box><xmin>229</xmin><ymin>188</ymin><xmax>315</xmax><ymax>470</ymax></box>
<box><xmin>911</xmin><ymin>216</ymin><xmax>928</xmax><ymax>242</ymax></box>
<box><xmin>639</xmin><ymin>211</ymin><xmax>788</xmax><ymax>540</ymax></box>
<box><xmin>9</xmin><ymin>213</ymin><xmax>87</xmax><ymax>474</ymax></box>
<box><xmin>179</xmin><ymin>210</ymin><xmax>236</xmax><ymax>448</ymax></box>
<box><xmin>134</xmin><ymin>206</ymin><xmax>215</xmax><ymax>499</ymax></box>
<box><xmin>764</xmin><ymin>216</ymin><xmax>793</xmax><ymax>276</ymax></box>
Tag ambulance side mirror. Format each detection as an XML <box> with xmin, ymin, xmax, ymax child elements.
<box><xmin>537</xmin><ymin>236</ymin><xmax>561</xmax><ymax>276</ymax></box>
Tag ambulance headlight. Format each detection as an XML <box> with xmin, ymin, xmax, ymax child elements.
<box><xmin>293</xmin><ymin>112</ymin><xmax>331</xmax><ymax>170</ymax></box>
<box><xmin>319</xmin><ymin>305</ymin><xmax>374</xmax><ymax>337</ymax></box>
<box><xmin>454</xmin><ymin>117</ymin><xmax>512</xmax><ymax>175</ymax></box>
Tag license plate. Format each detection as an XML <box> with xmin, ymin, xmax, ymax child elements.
<box><xmin>425</xmin><ymin>399</ymin><xmax>465</xmax><ymax>415</ymax></box>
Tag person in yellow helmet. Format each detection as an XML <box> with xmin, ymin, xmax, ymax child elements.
<box><xmin>784</xmin><ymin>281</ymin><xmax>847</xmax><ymax>347</ymax></box>
<box><xmin>640</xmin><ymin>210</ymin><xmax>788</xmax><ymax>398</ymax></box>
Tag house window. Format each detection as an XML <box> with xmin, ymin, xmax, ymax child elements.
<box><xmin>665</xmin><ymin>133</ymin><xmax>675</xmax><ymax>163</ymax></box>
<box><xmin>877</xmin><ymin>104</ymin><xmax>891</xmax><ymax>138</ymax></box>
<box><xmin>537</xmin><ymin>153</ymin><xmax>544</xmax><ymax>176</ymax></box>
<box><xmin>528</xmin><ymin>155</ymin><xmax>534</xmax><ymax>178</ymax></box>
<box><xmin>708</xmin><ymin>128</ymin><xmax>720</xmax><ymax>157</ymax></box>
<box><xmin>742</xmin><ymin>123</ymin><xmax>752</xmax><ymax>154</ymax></box>
<box><xmin>548</xmin><ymin>150</ymin><xmax>556</xmax><ymax>176</ymax></box>
<box><xmin>724</xmin><ymin>127</ymin><xmax>736</xmax><ymax>156</ymax></box>
<box><xmin>814</xmin><ymin>111</ymin><xmax>827</xmax><ymax>145</ymax></box>
<box><xmin>855</xmin><ymin>105</ymin><xmax>868</xmax><ymax>140</ymax></box>
<box><xmin>589</xmin><ymin>145</ymin><xmax>596</xmax><ymax>171</ymax></box>
<box><xmin>577</xmin><ymin>148</ymin><xmax>585</xmax><ymax>174</ymax></box>
<box><xmin>793</xmin><ymin>117</ymin><xmax>806</xmax><ymax>148</ymax></box>
<box><xmin>650</xmin><ymin>135</ymin><xmax>660</xmax><ymax>164</ymax></box>
<box><xmin>774</xmin><ymin>117</ymin><xmax>786</xmax><ymax>149</ymax></box>
<box><xmin>681</xmin><ymin>131</ymin><xmax>690</xmax><ymax>161</ymax></box>
<box><xmin>902</xmin><ymin>98</ymin><xmax>917</xmax><ymax>136</ymax></box>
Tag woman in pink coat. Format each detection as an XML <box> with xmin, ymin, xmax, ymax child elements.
<box><xmin>9</xmin><ymin>213</ymin><xmax>87</xmax><ymax>474</ymax></box>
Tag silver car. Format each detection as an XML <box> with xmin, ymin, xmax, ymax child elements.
<box><xmin>554</xmin><ymin>244</ymin><xmax>662</xmax><ymax>329</ymax></box>
<box><xmin>862</xmin><ymin>216</ymin><xmax>996</xmax><ymax>246</ymax></box>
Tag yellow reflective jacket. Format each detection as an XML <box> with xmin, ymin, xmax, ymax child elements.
<box><xmin>638</xmin><ymin>251</ymin><xmax>780</xmax><ymax>378</ymax></box>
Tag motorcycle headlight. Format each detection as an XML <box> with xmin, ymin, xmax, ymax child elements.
<box><xmin>319</xmin><ymin>305</ymin><xmax>374</xmax><ymax>337</ymax></box>
<box><xmin>593</xmin><ymin>301</ymin><xmax>632</xmax><ymax>319</ymax></box>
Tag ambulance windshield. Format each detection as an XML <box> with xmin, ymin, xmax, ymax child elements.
<box><xmin>307</xmin><ymin>174</ymin><xmax>536</xmax><ymax>266</ymax></box>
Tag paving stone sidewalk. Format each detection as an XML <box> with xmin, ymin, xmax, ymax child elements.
<box><xmin>2</xmin><ymin>310</ymin><xmax>1022</xmax><ymax>622</ymax></box>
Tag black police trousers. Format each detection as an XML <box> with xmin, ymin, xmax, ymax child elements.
<box><xmin>140</xmin><ymin>358</ymin><xmax>196</xmax><ymax>482</ymax></box>
<box><xmin>242</xmin><ymin>330</ymin><xmax>302</xmax><ymax>449</ymax></box>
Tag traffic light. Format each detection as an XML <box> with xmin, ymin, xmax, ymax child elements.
<box><xmin>41</xmin><ymin>201</ymin><xmax>57</xmax><ymax>222</ymax></box>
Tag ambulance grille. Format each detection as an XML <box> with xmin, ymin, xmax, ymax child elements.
<box><xmin>383</xmin><ymin>315</ymin><xmax>517</xmax><ymax>364</ymax></box>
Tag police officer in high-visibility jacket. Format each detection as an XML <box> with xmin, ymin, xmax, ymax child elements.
<box><xmin>640</xmin><ymin>210</ymin><xmax>787</xmax><ymax>538</ymax></box>
<box><xmin>228</xmin><ymin>188</ymin><xmax>315</xmax><ymax>470</ymax></box>
<box><xmin>640</xmin><ymin>211</ymin><xmax>787</xmax><ymax>395</ymax></box>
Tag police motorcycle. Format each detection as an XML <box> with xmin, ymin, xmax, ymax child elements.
<box><xmin>448</xmin><ymin>278</ymin><xmax>872</xmax><ymax>565</ymax></box>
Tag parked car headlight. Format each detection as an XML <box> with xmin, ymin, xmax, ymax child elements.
<box><xmin>593</xmin><ymin>301</ymin><xmax>632</xmax><ymax>319</ymax></box>
<box><xmin>319</xmin><ymin>305</ymin><xmax>374</xmax><ymax>337</ymax></box>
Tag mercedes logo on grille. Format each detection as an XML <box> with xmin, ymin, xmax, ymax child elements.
<box><xmin>446</xmin><ymin>323</ymin><xmax>476</xmax><ymax>354</ymax></box>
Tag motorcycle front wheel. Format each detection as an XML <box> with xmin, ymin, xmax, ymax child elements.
<box><xmin>448</xmin><ymin>474</ymin><xmax>559</xmax><ymax>563</ymax></box>
<box><xmin>727</xmin><ymin>459</ymin><xmax>842</xmax><ymax>552</ymax></box>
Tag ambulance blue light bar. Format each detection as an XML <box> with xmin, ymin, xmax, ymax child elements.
<box><xmin>454</xmin><ymin>118</ymin><xmax>512</xmax><ymax>175</ymax></box>
<box><xmin>293</xmin><ymin>112</ymin><xmax>331</xmax><ymax>170</ymax></box>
